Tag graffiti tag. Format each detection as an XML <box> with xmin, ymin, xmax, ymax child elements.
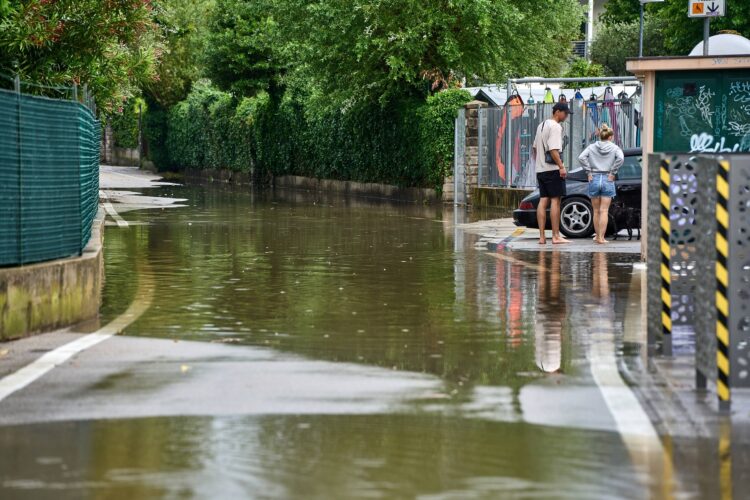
<box><xmin>689</xmin><ymin>133</ymin><xmax>742</xmax><ymax>153</ymax></box>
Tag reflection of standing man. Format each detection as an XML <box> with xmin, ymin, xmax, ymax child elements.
<box><xmin>533</xmin><ymin>103</ymin><xmax>570</xmax><ymax>245</ymax></box>
<box><xmin>535</xmin><ymin>251</ymin><xmax>565</xmax><ymax>373</ymax></box>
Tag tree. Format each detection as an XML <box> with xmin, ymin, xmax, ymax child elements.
<box><xmin>600</xmin><ymin>0</ymin><xmax>750</xmax><ymax>57</ymax></box>
<box><xmin>143</xmin><ymin>0</ymin><xmax>215</xmax><ymax>107</ymax></box>
<box><xmin>590</xmin><ymin>17</ymin><xmax>668</xmax><ymax>75</ymax></box>
<box><xmin>562</xmin><ymin>58</ymin><xmax>604</xmax><ymax>87</ymax></box>
<box><xmin>600</xmin><ymin>0</ymin><xmax>641</xmax><ymax>25</ymax></box>
<box><xmin>0</xmin><ymin>0</ymin><xmax>163</xmax><ymax>111</ymax></box>
<box><xmin>269</xmin><ymin>0</ymin><xmax>584</xmax><ymax>105</ymax></box>
<box><xmin>202</xmin><ymin>0</ymin><xmax>283</xmax><ymax>98</ymax></box>
<box><xmin>655</xmin><ymin>0</ymin><xmax>750</xmax><ymax>55</ymax></box>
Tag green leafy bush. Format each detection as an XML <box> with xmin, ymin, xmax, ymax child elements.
<box><xmin>110</xmin><ymin>98</ymin><xmax>146</xmax><ymax>149</ymax></box>
<box><xmin>143</xmin><ymin>101</ymin><xmax>170</xmax><ymax>169</ymax></box>
<box><xmin>157</xmin><ymin>82</ymin><xmax>471</xmax><ymax>189</ymax></box>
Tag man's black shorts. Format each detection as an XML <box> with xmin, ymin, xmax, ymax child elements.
<box><xmin>536</xmin><ymin>170</ymin><xmax>566</xmax><ymax>198</ymax></box>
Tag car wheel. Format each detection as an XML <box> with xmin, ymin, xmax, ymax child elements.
<box><xmin>560</xmin><ymin>198</ymin><xmax>594</xmax><ymax>238</ymax></box>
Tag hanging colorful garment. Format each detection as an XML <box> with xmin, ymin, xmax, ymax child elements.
<box><xmin>543</xmin><ymin>87</ymin><xmax>554</xmax><ymax>103</ymax></box>
<box><xmin>494</xmin><ymin>93</ymin><xmax>525</xmax><ymax>186</ymax></box>
<box><xmin>618</xmin><ymin>91</ymin><xmax>632</xmax><ymax>148</ymax></box>
<box><xmin>587</xmin><ymin>93</ymin><xmax>599</xmax><ymax>144</ymax></box>
<box><xmin>601</xmin><ymin>86</ymin><xmax>620</xmax><ymax>146</ymax></box>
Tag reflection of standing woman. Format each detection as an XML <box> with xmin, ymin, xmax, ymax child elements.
<box><xmin>578</xmin><ymin>124</ymin><xmax>624</xmax><ymax>244</ymax></box>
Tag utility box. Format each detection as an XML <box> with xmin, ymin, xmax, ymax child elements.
<box><xmin>653</xmin><ymin>69</ymin><xmax>750</xmax><ymax>153</ymax></box>
<box><xmin>628</xmin><ymin>56</ymin><xmax>750</xmax><ymax>156</ymax></box>
<box><xmin>626</xmin><ymin>56</ymin><xmax>750</xmax><ymax>258</ymax></box>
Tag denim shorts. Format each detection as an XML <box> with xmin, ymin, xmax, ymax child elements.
<box><xmin>588</xmin><ymin>174</ymin><xmax>616</xmax><ymax>198</ymax></box>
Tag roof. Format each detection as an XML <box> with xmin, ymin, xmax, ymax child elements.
<box><xmin>464</xmin><ymin>84</ymin><xmax>641</xmax><ymax>107</ymax></box>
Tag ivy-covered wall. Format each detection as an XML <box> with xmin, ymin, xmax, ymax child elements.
<box><xmin>148</xmin><ymin>82</ymin><xmax>471</xmax><ymax>190</ymax></box>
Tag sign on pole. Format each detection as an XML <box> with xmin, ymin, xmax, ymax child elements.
<box><xmin>688</xmin><ymin>0</ymin><xmax>725</xmax><ymax>18</ymax></box>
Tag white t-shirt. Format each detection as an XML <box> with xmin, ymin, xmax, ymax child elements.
<box><xmin>534</xmin><ymin>119</ymin><xmax>564</xmax><ymax>173</ymax></box>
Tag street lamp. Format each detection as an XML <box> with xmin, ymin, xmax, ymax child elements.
<box><xmin>639</xmin><ymin>0</ymin><xmax>665</xmax><ymax>58</ymax></box>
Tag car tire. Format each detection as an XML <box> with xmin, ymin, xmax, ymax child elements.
<box><xmin>560</xmin><ymin>198</ymin><xmax>594</xmax><ymax>238</ymax></box>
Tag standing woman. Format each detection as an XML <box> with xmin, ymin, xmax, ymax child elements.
<box><xmin>578</xmin><ymin>124</ymin><xmax>624</xmax><ymax>244</ymax></box>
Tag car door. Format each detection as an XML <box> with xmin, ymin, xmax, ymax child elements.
<box><xmin>615</xmin><ymin>155</ymin><xmax>642</xmax><ymax>209</ymax></box>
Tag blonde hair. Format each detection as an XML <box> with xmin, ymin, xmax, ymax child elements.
<box><xmin>599</xmin><ymin>124</ymin><xmax>614</xmax><ymax>141</ymax></box>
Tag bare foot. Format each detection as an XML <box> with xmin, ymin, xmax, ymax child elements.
<box><xmin>595</xmin><ymin>238</ymin><xmax>609</xmax><ymax>245</ymax></box>
<box><xmin>539</xmin><ymin>239</ymin><xmax>547</xmax><ymax>245</ymax></box>
<box><xmin>552</xmin><ymin>237</ymin><xmax>570</xmax><ymax>244</ymax></box>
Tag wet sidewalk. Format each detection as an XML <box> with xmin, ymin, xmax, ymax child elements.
<box><xmin>460</xmin><ymin>217</ymin><xmax>641</xmax><ymax>253</ymax></box>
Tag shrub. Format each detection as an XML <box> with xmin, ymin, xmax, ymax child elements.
<box><xmin>143</xmin><ymin>102</ymin><xmax>170</xmax><ymax>169</ymax></box>
<box><xmin>160</xmin><ymin>82</ymin><xmax>472</xmax><ymax>189</ymax></box>
<box><xmin>109</xmin><ymin>98</ymin><xmax>146</xmax><ymax>149</ymax></box>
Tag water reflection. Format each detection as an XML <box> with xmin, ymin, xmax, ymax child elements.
<box><xmin>0</xmin><ymin>415</ymin><xmax>646</xmax><ymax>499</ymax></box>
<box><xmin>535</xmin><ymin>251</ymin><xmax>565</xmax><ymax>374</ymax></box>
<box><xmin>2</xmin><ymin>183</ymin><xmax>747</xmax><ymax>498</ymax></box>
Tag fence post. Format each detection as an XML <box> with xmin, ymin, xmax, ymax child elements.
<box><xmin>716</xmin><ymin>158</ymin><xmax>731</xmax><ymax>411</ymax></box>
<box><xmin>477</xmin><ymin>107</ymin><xmax>484</xmax><ymax>186</ymax></box>
<box><xmin>76</xmin><ymin>92</ymin><xmax>83</xmax><ymax>252</ymax></box>
<box><xmin>506</xmin><ymin>81</ymin><xmax>513</xmax><ymax>187</ymax></box>
<box><xmin>15</xmin><ymin>74</ymin><xmax>23</xmax><ymax>263</ymax></box>
<box><xmin>138</xmin><ymin>102</ymin><xmax>143</xmax><ymax>169</ymax></box>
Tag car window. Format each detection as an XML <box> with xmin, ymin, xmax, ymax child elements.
<box><xmin>617</xmin><ymin>156</ymin><xmax>642</xmax><ymax>180</ymax></box>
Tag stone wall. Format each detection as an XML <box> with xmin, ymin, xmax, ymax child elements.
<box><xmin>443</xmin><ymin>100</ymin><xmax>488</xmax><ymax>204</ymax></box>
<box><xmin>463</xmin><ymin>101</ymin><xmax>487</xmax><ymax>205</ymax></box>
<box><xmin>0</xmin><ymin>209</ymin><xmax>105</xmax><ymax>340</ymax></box>
<box><xmin>445</xmin><ymin>100</ymin><xmax>528</xmax><ymax>210</ymax></box>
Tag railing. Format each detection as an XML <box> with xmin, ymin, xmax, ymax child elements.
<box><xmin>479</xmin><ymin>98</ymin><xmax>641</xmax><ymax>188</ymax></box>
<box><xmin>0</xmin><ymin>74</ymin><xmax>100</xmax><ymax>266</ymax></box>
<box><xmin>572</xmin><ymin>40</ymin><xmax>588</xmax><ymax>59</ymax></box>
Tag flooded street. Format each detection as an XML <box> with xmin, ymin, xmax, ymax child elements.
<box><xmin>0</xmin><ymin>184</ymin><xmax>743</xmax><ymax>499</ymax></box>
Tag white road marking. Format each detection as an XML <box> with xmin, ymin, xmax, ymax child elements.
<box><xmin>587</xmin><ymin>264</ymin><xmax>675</xmax><ymax>496</ymax></box>
<box><xmin>99</xmin><ymin>190</ymin><xmax>129</xmax><ymax>228</ymax></box>
<box><xmin>0</xmin><ymin>267</ymin><xmax>154</xmax><ymax>404</ymax></box>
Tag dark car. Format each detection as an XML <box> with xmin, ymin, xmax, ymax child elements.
<box><xmin>512</xmin><ymin>148</ymin><xmax>642</xmax><ymax>238</ymax></box>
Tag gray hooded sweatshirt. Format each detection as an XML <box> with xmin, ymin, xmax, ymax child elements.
<box><xmin>578</xmin><ymin>141</ymin><xmax>624</xmax><ymax>175</ymax></box>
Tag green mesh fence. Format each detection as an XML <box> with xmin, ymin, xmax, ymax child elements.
<box><xmin>0</xmin><ymin>87</ymin><xmax>100</xmax><ymax>266</ymax></box>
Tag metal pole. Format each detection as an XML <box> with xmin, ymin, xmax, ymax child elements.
<box><xmin>478</xmin><ymin>108</ymin><xmax>484</xmax><ymax>185</ymax></box>
<box><xmin>508</xmin><ymin>76</ymin><xmax>639</xmax><ymax>85</ymax></box>
<box><xmin>506</xmin><ymin>80</ymin><xmax>512</xmax><ymax>187</ymax></box>
<box><xmin>639</xmin><ymin>3</ymin><xmax>645</xmax><ymax>57</ymax></box>
<box><xmin>15</xmin><ymin>74</ymin><xmax>22</xmax><ymax>263</ymax></box>
<box><xmin>703</xmin><ymin>18</ymin><xmax>710</xmax><ymax>56</ymax></box>
<box><xmin>138</xmin><ymin>102</ymin><xmax>143</xmax><ymax>169</ymax></box>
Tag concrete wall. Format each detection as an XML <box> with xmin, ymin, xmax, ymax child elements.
<box><xmin>469</xmin><ymin>187</ymin><xmax>532</xmax><ymax>210</ymax></box>
<box><xmin>0</xmin><ymin>209</ymin><xmax>105</xmax><ymax>340</ymax></box>
<box><xmin>183</xmin><ymin>168</ymin><xmax>439</xmax><ymax>203</ymax></box>
<box><xmin>101</xmin><ymin>124</ymin><xmax>154</xmax><ymax>169</ymax></box>
<box><xmin>183</xmin><ymin>168</ymin><xmax>254</xmax><ymax>186</ymax></box>
<box><xmin>274</xmin><ymin>176</ymin><xmax>438</xmax><ymax>203</ymax></box>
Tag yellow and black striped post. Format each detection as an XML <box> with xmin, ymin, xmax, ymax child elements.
<box><xmin>659</xmin><ymin>159</ymin><xmax>672</xmax><ymax>356</ymax></box>
<box><xmin>716</xmin><ymin>159</ymin><xmax>731</xmax><ymax>411</ymax></box>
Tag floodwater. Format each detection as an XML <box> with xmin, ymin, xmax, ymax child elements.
<box><xmin>0</xmin><ymin>185</ymin><xmax>738</xmax><ymax>499</ymax></box>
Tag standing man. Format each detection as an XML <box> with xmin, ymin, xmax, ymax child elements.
<box><xmin>533</xmin><ymin>102</ymin><xmax>570</xmax><ymax>245</ymax></box>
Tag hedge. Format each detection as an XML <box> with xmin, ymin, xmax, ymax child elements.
<box><xmin>152</xmin><ymin>81</ymin><xmax>471</xmax><ymax>190</ymax></box>
<box><xmin>109</xmin><ymin>98</ymin><xmax>146</xmax><ymax>149</ymax></box>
